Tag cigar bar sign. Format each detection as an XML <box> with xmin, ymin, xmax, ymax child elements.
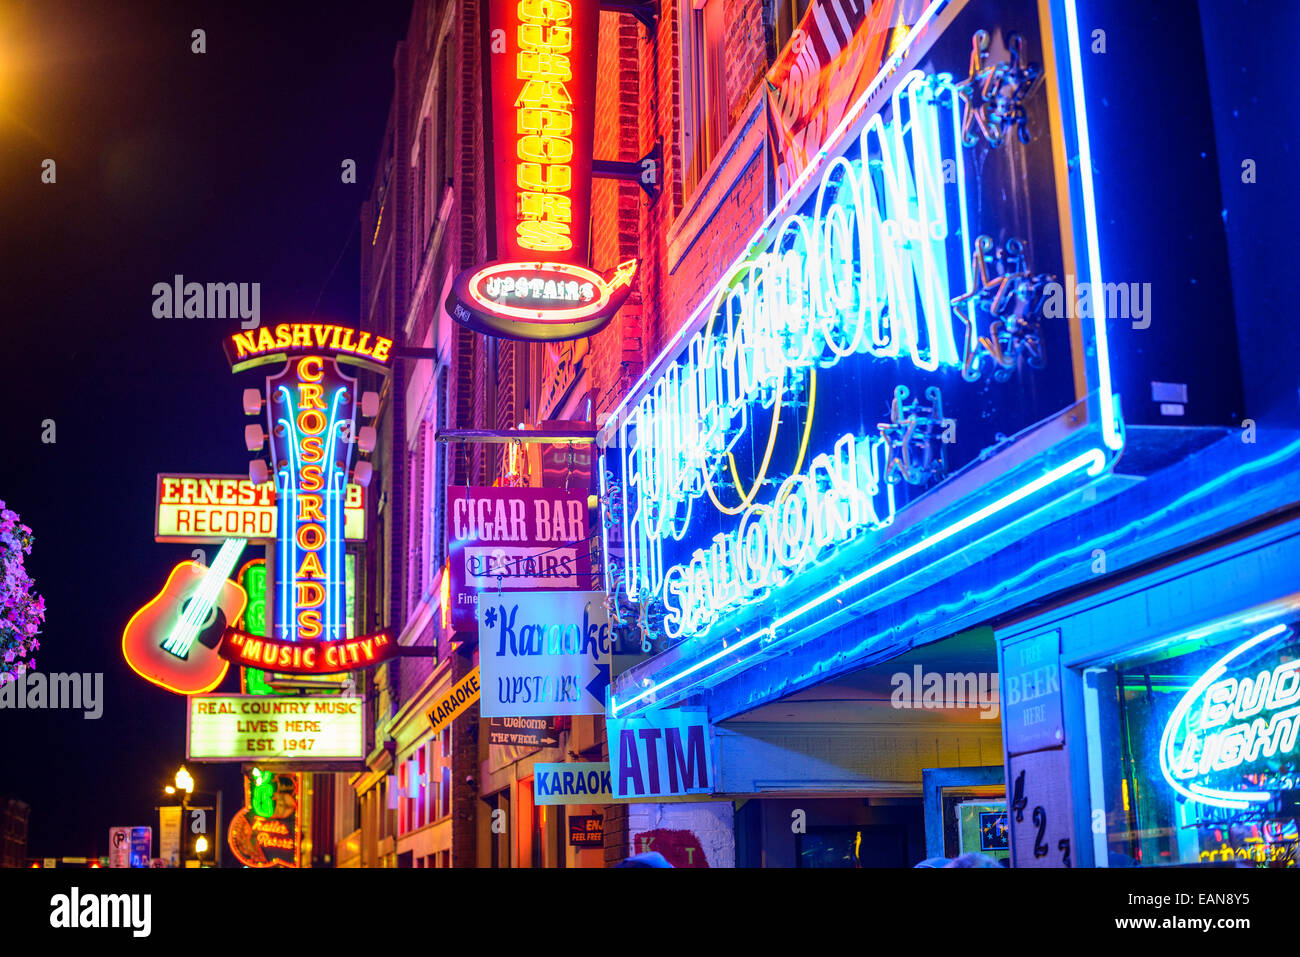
<box><xmin>155</xmin><ymin>474</ymin><xmax>366</xmax><ymax>543</ymax></box>
<box><xmin>447</xmin><ymin>486</ymin><xmax>591</xmax><ymax>630</ymax></box>
<box><xmin>186</xmin><ymin>695</ymin><xmax>365</xmax><ymax>762</ymax></box>
<box><xmin>446</xmin><ymin>0</ymin><xmax>636</xmax><ymax>340</ymax></box>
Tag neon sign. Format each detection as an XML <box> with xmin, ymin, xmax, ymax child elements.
<box><xmin>225</xmin><ymin>322</ymin><xmax>393</xmax><ymax>372</ymax></box>
<box><xmin>601</xmin><ymin>0</ymin><xmax>1126</xmax><ymax>715</ymax></box>
<box><xmin>221</xmin><ymin>628</ymin><xmax>396</xmax><ymax>674</ymax></box>
<box><xmin>1160</xmin><ymin>624</ymin><xmax>1300</xmax><ymax>811</ymax></box>
<box><xmin>223</xmin><ymin>322</ymin><xmax>382</xmax><ymax>679</ymax></box>
<box><xmin>618</xmin><ymin>70</ymin><xmax>969</xmax><ymax>637</ymax></box>
<box><xmin>447</xmin><ymin>0</ymin><xmax>633</xmax><ymax>341</ymax></box>
<box><xmin>154</xmin><ymin>474</ymin><xmax>367</xmax><ymax>544</ymax></box>
<box><xmin>451</xmin><ymin>259</ymin><xmax>637</xmax><ymax>341</ymax></box>
<box><xmin>228</xmin><ymin>769</ymin><xmax>301</xmax><ymax>868</ymax></box>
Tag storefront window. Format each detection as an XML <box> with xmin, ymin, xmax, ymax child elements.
<box><xmin>1094</xmin><ymin>615</ymin><xmax>1299</xmax><ymax>867</ymax></box>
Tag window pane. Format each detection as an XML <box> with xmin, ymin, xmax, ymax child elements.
<box><xmin>1098</xmin><ymin>615</ymin><xmax>1300</xmax><ymax>867</ymax></box>
<box><xmin>398</xmin><ymin>762</ymin><xmax>407</xmax><ymax>834</ymax></box>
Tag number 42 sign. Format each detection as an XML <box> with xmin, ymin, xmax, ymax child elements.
<box><xmin>1008</xmin><ymin>748</ymin><xmax>1074</xmax><ymax>868</ymax></box>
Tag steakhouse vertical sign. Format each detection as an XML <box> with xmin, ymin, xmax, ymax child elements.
<box><xmin>447</xmin><ymin>0</ymin><xmax>635</xmax><ymax>340</ymax></box>
<box><xmin>447</xmin><ymin>486</ymin><xmax>591</xmax><ymax>630</ymax></box>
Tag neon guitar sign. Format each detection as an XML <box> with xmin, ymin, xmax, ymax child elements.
<box><xmin>122</xmin><ymin>538</ymin><xmax>248</xmax><ymax>695</ymax></box>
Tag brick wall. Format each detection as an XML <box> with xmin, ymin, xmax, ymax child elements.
<box><xmin>724</xmin><ymin>0</ymin><xmax>768</xmax><ymax>128</ymax></box>
<box><xmin>628</xmin><ymin>802</ymin><xmax>736</xmax><ymax>867</ymax></box>
<box><xmin>586</xmin><ymin>0</ymin><xmax>770</xmax><ymax>400</ymax></box>
<box><xmin>450</xmin><ymin>647</ymin><xmax>480</xmax><ymax>867</ymax></box>
<box><xmin>588</xmin><ymin>11</ymin><xmax>647</xmax><ymax>417</ymax></box>
<box><xmin>586</xmin><ymin>0</ymin><xmax>773</xmax><ymax>869</ymax></box>
<box><xmin>360</xmin><ymin>0</ymin><xmax>777</xmax><ymax>869</ymax></box>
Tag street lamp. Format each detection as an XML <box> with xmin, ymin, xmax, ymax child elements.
<box><xmin>170</xmin><ymin>766</ymin><xmax>195</xmax><ymax>868</ymax></box>
<box><xmin>163</xmin><ymin>766</ymin><xmax>222</xmax><ymax>868</ymax></box>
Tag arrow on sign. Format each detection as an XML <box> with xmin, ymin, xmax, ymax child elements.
<box><xmin>585</xmin><ymin>661</ymin><xmax>610</xmax><ymax>709</ymax></box>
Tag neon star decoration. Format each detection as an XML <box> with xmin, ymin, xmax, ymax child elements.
<box><xmin>951</xmin><ymin>236</ymin><xmax>1053</xmax><ymax>382</ymax></box>
<box><xmin>876</xmin><ymin>385</ymin><xmax>950</xmax><ymax>487</ymax></box>
<box><xmin>955</xmin><ymin>30</ymin><xmax>1044</xmax><ymax>149</ymax></box>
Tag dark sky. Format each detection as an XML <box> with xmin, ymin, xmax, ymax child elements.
<box><xmin>0</xmin><ymin>0</ymin><xmax>411</xmax><ymax>859</ymax></box>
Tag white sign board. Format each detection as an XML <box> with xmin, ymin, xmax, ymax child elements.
<box><xmin>186</xmin><ymin>695</ymin><xmax>365</xmax><ymax>761</ymax></box>
<box><xmin>478</xmin><ymin>591</ymin><xmax>610</xmax><ymax>717</ymax></box>
<box><xmin>159</xmin><ymin>805</ymin><xmax>181</xmax><ymax>868</ymax></box>
<box><xmin>108</xmin><ymin>827</ymin><xmax>130</xmax><ymax>869</ymax></box>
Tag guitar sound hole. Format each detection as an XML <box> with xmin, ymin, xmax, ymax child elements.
<box><xmin>182</xmin><ymin>597</ymin><xmax>220</xmax><ymax>632</ymax></box>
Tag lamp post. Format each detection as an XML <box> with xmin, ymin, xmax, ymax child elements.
<box><xmin>165</xmin><ymin>767</ymin><xmax>224</xmax><ymax>868</ymax></box>
<box><xmin>171</xmin><ymin>766</ymin><xmax>194</xmax><ymax>868</ymax></box>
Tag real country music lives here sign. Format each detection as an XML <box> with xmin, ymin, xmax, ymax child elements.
<box><xmin>186</xmin><ymin>695</ymin><xmax>364</xmax><ymax>762</ymax></box>
<box><xmin>447</xmin><ymin>486</ymin><xmax>592</xmax><ymax>631</ymax></box>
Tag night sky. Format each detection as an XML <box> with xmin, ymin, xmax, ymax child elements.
<box><xmin>0</xmin><ymin>0</ymin><xmax>412</xmax><ymax>859</ymax></box>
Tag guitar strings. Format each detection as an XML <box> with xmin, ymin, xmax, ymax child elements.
<box><xmin>163</xmin><ymin>538</ymin><xmax>245</xmax><ymax>657</ymax></box>
<box><xmin>174</xmin><ymin>541</ymin><xmax>241</xmax><ymax>653</ymax></box>
<box><xmin>164</xmin><ymin>542</ymin><xmax>237</xmax><ymax>656</ymax></box>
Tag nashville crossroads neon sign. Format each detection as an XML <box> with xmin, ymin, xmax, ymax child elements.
<box><xmin>619</xmin><ymin>70</ymin><xmax>968</xmax><ymax>639</ymax></box>
<box><xmin>1160</xmin><ymin>624</ymin><xmax>1300</xmax><ymax>810</ymax></box>
<box><xmin>226</xmin><ymin>322</ymin><xmax>392</xmax><ymax>371</ymax></box>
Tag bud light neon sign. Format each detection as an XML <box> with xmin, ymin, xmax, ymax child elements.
<box><xmin>1160</xmin><ymin>623</ymin><xmax>1300</xmax><ymax>811</ymax></box>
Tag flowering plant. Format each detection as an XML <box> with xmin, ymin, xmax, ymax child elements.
<box><xmin>0</xmin><ymin>500</ymin><xmax>44</xmax><ymax>683</ymax></box>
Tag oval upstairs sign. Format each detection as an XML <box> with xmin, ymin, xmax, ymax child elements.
<box><xmin>449</xmin><ymin>259</ymin><xmax>636</xmax><ymax>342</ymax></box>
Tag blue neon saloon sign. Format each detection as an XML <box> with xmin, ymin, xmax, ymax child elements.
<box><xmin>599</xmin><ymin>0</ymin><xmax>1123</xmax><ymax>714</ymax></box>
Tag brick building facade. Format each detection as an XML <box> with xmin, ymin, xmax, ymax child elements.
<box><xmin>331</xmin><ymin>0</ymin><xmax>801</xmax><ymax>867</ymax></box>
